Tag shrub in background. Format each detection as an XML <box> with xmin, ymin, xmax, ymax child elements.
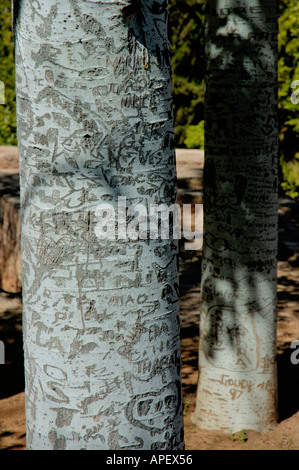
<box><xmin>278</xmin><ymin>0</ymin><xmax>299</xmax><ymax>198</ymax></box>
<box><xmin>0</xmin><ymin>0</ymin><xmax>17</xmax><ymax>146</ymax></box>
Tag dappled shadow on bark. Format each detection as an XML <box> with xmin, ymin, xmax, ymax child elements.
<box><xmin>201</xmin><ymin>0</ymin><xmax>279</xmax><ymax>363</ymax></box>
<box><xmin>189</xmin><ymin>0</ymin><xmax>281</xmax><ymax>431</ymax></box>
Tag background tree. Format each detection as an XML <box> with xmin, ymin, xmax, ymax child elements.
<box><xmin>192</xmin><ymin>0</ymin><xmax>279</xmax><ymax>432</ymax></box>
<box><xmin>13</xmin><ymin>0</ymin><xmax>184</xmax><ymax>450</ymax></box>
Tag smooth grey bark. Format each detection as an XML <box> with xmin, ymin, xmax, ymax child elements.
<box><xmin>13</xmin><ymin>0</ymin><xmax>184</xmax><ymax>450</ymax></box>
<box><xmin>192</xmin><ymin>0</ymin><xmax>279</xmax><ymax>432</ymax></box>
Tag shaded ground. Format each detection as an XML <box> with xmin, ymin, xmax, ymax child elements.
<box><xmin>0</xmin><ymin>149</ymin><xmax>298</xmax><ymax>450</ymax></box>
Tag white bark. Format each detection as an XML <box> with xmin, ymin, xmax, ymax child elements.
<box><xmin>14</xmin><ymin>0</ymin><xmax>184</xmax><ymax>449</ymax></box>
<box><xmin>192</xmin><ymin>0</ymin><xmax>278</xmax><ymax>432</ymax></box>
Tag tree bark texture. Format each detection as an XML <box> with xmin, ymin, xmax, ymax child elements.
<box><xmin>192</xmin><ymin>0</ymin><xmax>279</xmax><ymax>432</ymax></box>
<box><xmin>13</xmin><ymin>0</ymin><xmax>184</xmax><ymax>450</ymax></box>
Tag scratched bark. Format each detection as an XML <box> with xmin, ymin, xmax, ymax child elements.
<box><xmin>192</xmin><ymin>0</ymin><xmax>279</xmax><ymax>432</ymax></box>
<box><xmin>13</xmin><ymin>0</ymin><xmax>184</xmax><ymax>450</ymax></box>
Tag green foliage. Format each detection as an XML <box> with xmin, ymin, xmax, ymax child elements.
<box><xmin>229</xmin><ymin>429</ymin><xmax>248</xmax><ymax>443</ymax></box>
<box><xmin>0</xmin><ymin>0</ymin><xmax>17</xmax><ymax>145</ymax></box>
<box><xmin>280</xmin><ymin>157</ymin><xmax>299</xmax><ymax>198</ymax></box>
<box><xmin>184</xmin><ymin>120</ymin><xmax>204</xmax><ymax>149</ymax></box>
<box><xmin>278</xmin><ymin>0</ymin><xmax>299</xmax><ymax>198</ymax></box>
<box><xmin>169</xmin><ymin>0</ymin><xmax>205</xmax><ymax>147</ymax></box>
<box><xmin>183</xmin><ymin>397</ymin><xmax>192</xmax><ymax>416</ymax></box>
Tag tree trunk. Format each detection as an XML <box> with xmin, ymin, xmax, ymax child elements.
<box><xmin>13</xmin><ymin>0</ymin><xmax>184</xmax><ymax>450</ymax></box>
<box><xmin>192</xmin><ymin>0</ymin><xmax>278</xmax><ymax>432</ymax></box>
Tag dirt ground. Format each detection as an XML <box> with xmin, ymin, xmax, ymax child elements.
<box><xmin>0</xmin><ymin>196</ymin><xmax>299</xmax><ymax>450</ymax></box>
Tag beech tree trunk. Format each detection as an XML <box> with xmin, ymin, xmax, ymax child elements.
<box><xmin>13</xmin><ymin>0</ymin><xmax>184</xmax><ymax>450</ymax></box>
<box><xmin>192</xmin><ymin>0</ymin><xmax>279</xmax><ymax>432</ymax></box>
